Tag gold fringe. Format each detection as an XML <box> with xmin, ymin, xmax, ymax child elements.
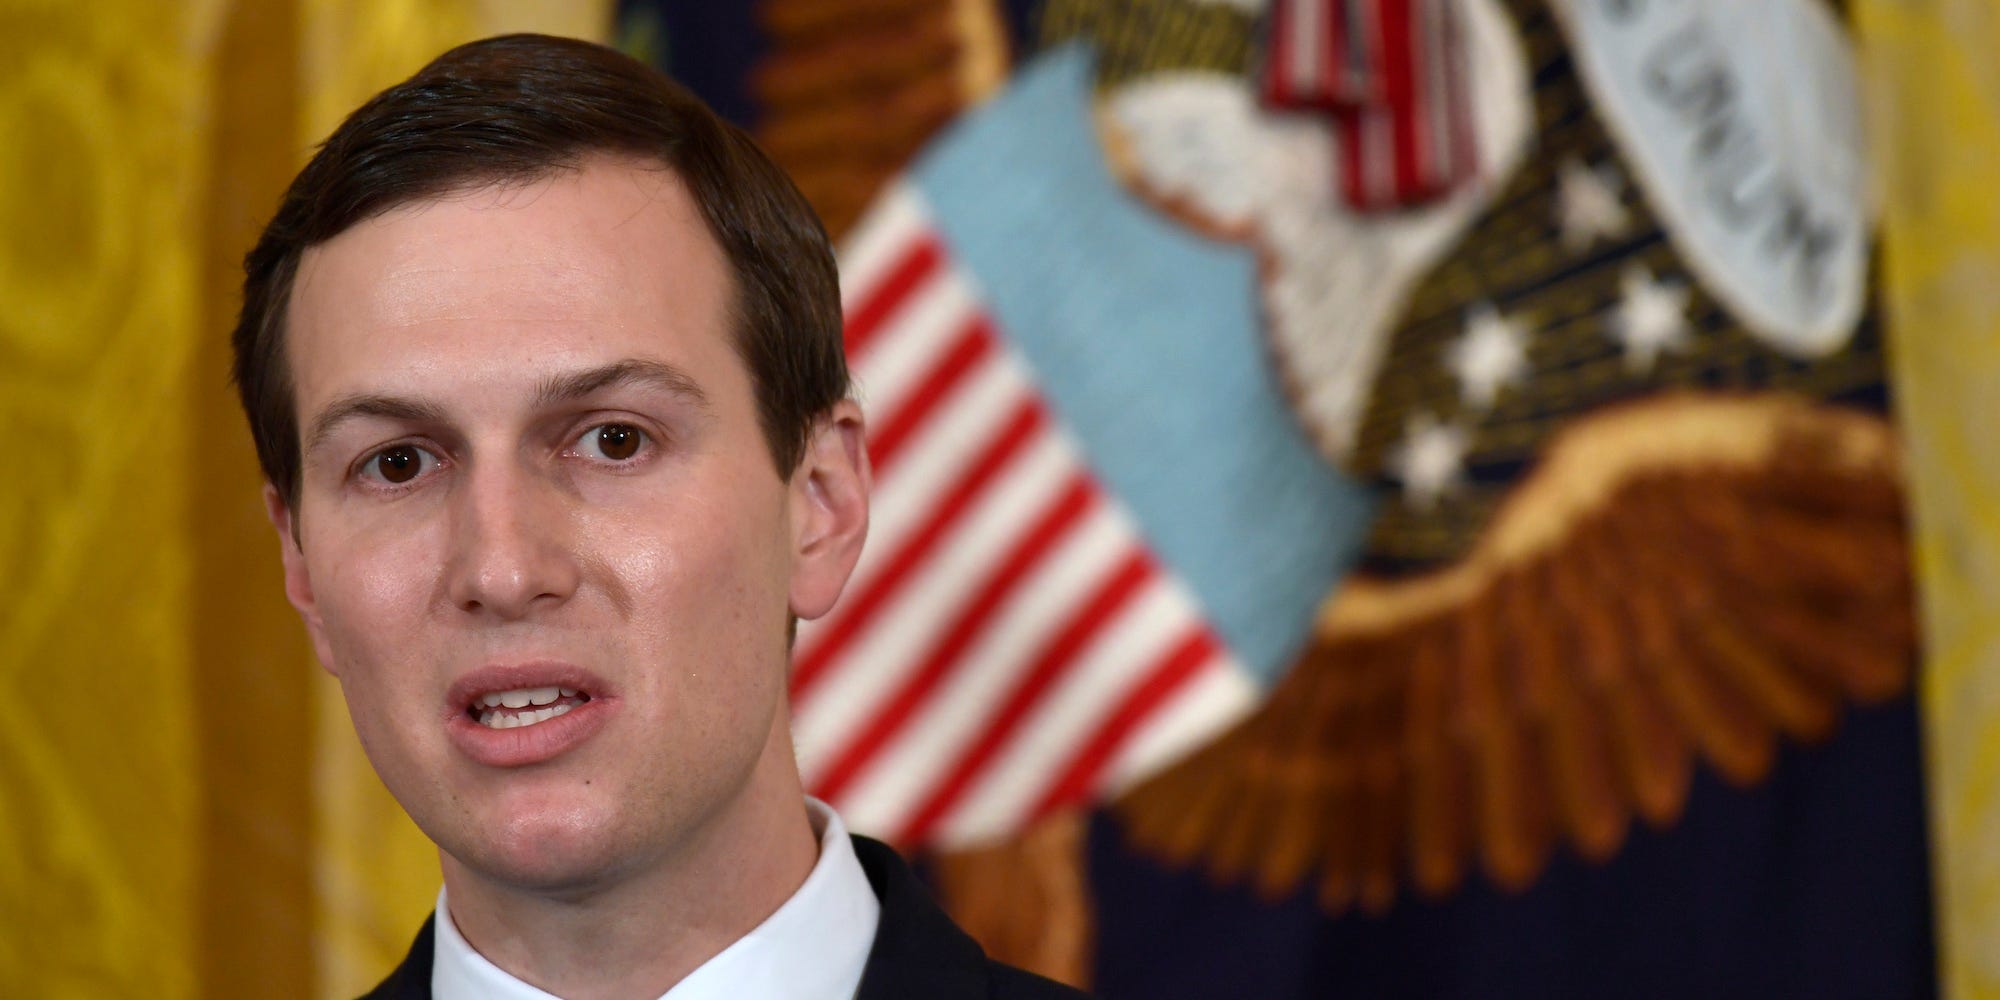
<box><xmin>928</xmin><ymin>808</ymin><xmax>1095</xmax><ymax>991</ymax></box>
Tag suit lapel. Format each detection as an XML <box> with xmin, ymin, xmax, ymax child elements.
<box><xmin>850</xmin><ymin>834</ymin><xmax>992</xmax><ymax>999</ymax></box>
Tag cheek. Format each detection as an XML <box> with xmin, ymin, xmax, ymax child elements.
<box><xmin>588</xmin><ymin>475</ymin><xmax>791</xmax><ymax>620</ymax></box>
<box><xmin>311</xmin><ymin>530</ymin><xmax>456</xmax><ymax>793</ymax></box>
<box><xmin>582</xmin><ymin>482</ymin><xmax>793</xmax><ymax>685</ymax></box>
<box><xmin>683</xmin><ymin>493</ymin><xmax>794</xmax><ymax>642</ymax></box>
<box><xmin>310</xmin><ymin>522</ymin><xmax>446</xmax><ymax>669</ymax></box>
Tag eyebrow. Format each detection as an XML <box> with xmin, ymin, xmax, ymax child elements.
<box><xmin>533</xmin><ymin>358</ymin><xmax>710</xmax><ymax>411</ymax></box>
<box><xmin>302</xmin><ymin>358</ymin><xmax>710</xmax><ymax>459</ymax></box>
<box><xmin>303</xmin><ymin>395</ymin><xmax>450</xmax><ymax>459</ymax></box>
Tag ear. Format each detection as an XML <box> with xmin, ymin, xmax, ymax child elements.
<box><xmin>263</xmin><ymin>483</ymin><xmax>340</xmax><ymax>677</ymax></box>
<box><xmin>787</xmin><ymin>399</ymin><xmax>871</xmax><ymax>621</ymax></box>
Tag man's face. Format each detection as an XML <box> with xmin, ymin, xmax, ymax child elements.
<box><xmin>270</xmin><ymin>157</ymin><xmax>865</xmax><ymax>892</ymax></box>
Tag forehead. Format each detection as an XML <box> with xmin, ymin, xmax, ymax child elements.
<box><xmin>285</xmin><ymin>158</ymin><xmax>736</xmax><ymax>411</ymax></box>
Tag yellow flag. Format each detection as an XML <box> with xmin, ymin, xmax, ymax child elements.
<box><xmin>1855</xmin><ymin>1</ymin><xmax>2000</xmax><ymax>997</ymax></box>
<box><xmin>0</xmin><ymin>3</ymin><xmax>609</xmax><ymax>996</ymax></box>
<box><xmin>0</xmin><ymin>2</ymin><xmax>218</xmax><ymax>995</ymax></box>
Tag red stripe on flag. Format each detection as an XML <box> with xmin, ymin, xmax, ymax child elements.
<box><xmin>866</xmin><ymin>314</ymin><xmax>995</xmax><ymax>476</ymax></box>
<box><xmin>1028</xmin><ymin>627</ymin><xmax>1221</xmax><ymax>821</ymax></box>
<box><xmin>1261</xmin><ymin>0</ymin><xmax>1296</xmax><ymax>106</ymax></box>
<box><xmin>1378</xmin><ymin>0</ymin><xmax>1420</xmax><ymax>203</ymax></box>
<box><xmin>1321</xmin><ymin>0</ymin><xmax>1347</xmax><ymax>105</ymax></box>
<box><xmin>1403</xmin><ymin>0</ymin><xmax>1433</xmax><ymax>188</ymax></box>
<box><xmin>811</xmin><ymin>473</ymin><xmax>1100</xmax><ymax>805</ymax></box>
<box><xmin>893</xmin><ymin>547</ymin><xmax>1157</xmax><ymax>844</ymax></box>
<box><xmin>844</xmin><ymin>236</ymin><xmax>942</xmax><ymax>359</ymax></box>
<box><xmin>791</xmin><ymin>398</ymin><xmax>1046</xmax><ymax>700</ymax></box>
<box><xmin>1335</xmin><ymin>107</ymin><xmax>1367</xmax><ymax>208</ymax></box>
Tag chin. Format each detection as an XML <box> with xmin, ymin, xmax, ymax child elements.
<box><xmin>449</xmin><ymin>800</ymin><xmax>639</xmax><ymax>895</ymax></box>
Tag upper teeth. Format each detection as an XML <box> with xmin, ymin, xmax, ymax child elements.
<box><xmin>477</xmin><ymin>686</ymin><xmax>576</xmax><ymax>709</ymax></box>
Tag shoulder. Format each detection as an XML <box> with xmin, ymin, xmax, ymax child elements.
<box><xmin>848</xmin><ymin>834</ymin><xmax>1093</xmax><ymax>1000</ymax></box>
<box><xmin>355</xmin><ymin>915</ymin><xmax>434</xmax><ymax>1000</ymax></box>
<box><xmin>355</xmin><ymin>839</ymin><xmax>1092</xmax><ymax>1000</ymax></box>
<box><xmin>987</xmin><ymin>961</ymin><xmax>1095</xmax><ymax>999</ymax></box>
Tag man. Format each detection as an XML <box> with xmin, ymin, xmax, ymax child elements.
<box><xmin>233</xmin><ymin>33</ymin><xmax>1088</xmax><ymax>1000</ymax></box>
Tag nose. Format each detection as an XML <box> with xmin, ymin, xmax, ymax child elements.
<box><xmin>443</xmin><ymin>460</ymin><xmax>581</xmax><ymax>620</ymax></box>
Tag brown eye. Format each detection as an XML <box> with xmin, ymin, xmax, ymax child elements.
<box><xmin>586</xmin><ymin>423</ymin><xmax>645</xmax><ymax>461</ymax></box>
<box><xmin>366</xmin><ymin>448</ymin><xmax>436</xmax><ymax>486</ymax></box>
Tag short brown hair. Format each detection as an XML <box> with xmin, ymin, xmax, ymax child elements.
<box><xmin>234</xmin><ymin>33</ymin><xmax>847</xmax><ymax>511</ymax></box>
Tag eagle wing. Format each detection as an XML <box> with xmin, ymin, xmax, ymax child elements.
<box><xmin>1114</xmin><ymin>393</ymin><xmax>1914</xmax><ymax>909</ymax></box>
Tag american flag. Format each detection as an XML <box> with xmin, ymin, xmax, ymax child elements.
<box><xmin>790</xmin><ymin>183</ymin><xmax>1257</xmax><ymax>850</ymax></box>
<box><xmin>1262</xmin><ymin>0</ymin><xmax>1478</xmax><ymax>210</ymax></box>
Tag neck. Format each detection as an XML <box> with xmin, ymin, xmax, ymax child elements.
<box><xmin>438</xmin><ymin>724</ymin><xmax>821</xmax><ymax>1000</ymax></box>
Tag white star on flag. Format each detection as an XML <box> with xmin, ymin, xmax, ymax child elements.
<box><xmin>1446</xmin><ymin>301</ymin><xmax>1530</xmax><ymax>411</ymax></box>
<box><xmin>1610</xmin><ymin>263</ymin><xmax>1694</xmax><ymax>374</ymax></box>
<box><xmin>1556</xmin><ymin>157</ymin><xmax>1629</xmax><ymax>252</ymax></box>
<box><xmin>1385</xmin><ymin>412</ymin><xmax>1470</xmax><ymax>512</ymax></box>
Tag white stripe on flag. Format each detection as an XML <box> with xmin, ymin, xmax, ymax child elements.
<box><xmin>847</xmin><ymin>270</ymin><xmax>980</xmax><ymax>424</ymax></box>
<box><xmin>1290</xmin><ymin>0</ymin><xmax>1324</xmax><ymax>97</ymax></box>
<box><xmin>793</xmin><ymin>342</ymin><xmax>1028</xmax><ymax>670</ymax></box>
<box><xmin>832</xmin><ymin>500</ymin><xmax>1131</xmax><ymax>835</ymax></box>
<box><xmin>795</xmin><ymin>429</ymin><xmax>1073</xmax><ymax>779</ymax></box>
<box><xmin>838</xmin><ymin>183</ymin><xmax>931</xmax><ymax>315</ymax></box>
<box><xmin>1427</xmin><ymin>0</ymin><xmax>1454</xmax><ymax>182</ymax></box>
<box><xmin>818</xmin><ymin>187</ymin><xmax>1259</xmax><ymax>845</ymax></box>
<box><xmin>1101</xmin><ymin>651</ymin><xmax>1256</xmax><ymax>798</ymax></box>
<box><xmin>847</xmin><ymin>354</ymin><xmax>1033</xmax><ymax>599</ymax></box>
<box><xmin>931</xmin><ymin>574</ymin><xmax>1202</xmax><ymax>846</ymax></box>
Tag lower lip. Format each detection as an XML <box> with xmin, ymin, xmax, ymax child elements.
<box><xmin>445</xmin><ymin>698</ymin><xmax>614</xmax><ymax>768</ymax></box>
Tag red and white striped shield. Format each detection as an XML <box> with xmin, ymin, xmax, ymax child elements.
<box><xmin>789</xmin><ymin>184</ymin><xmax>1256</xmax><ymax>850</ymax></box>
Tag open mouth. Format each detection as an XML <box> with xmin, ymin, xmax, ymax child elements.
<box><xmin>467</xmin><ymin>686</ymin><xmax>593</xmax><ymax>730</ymax></box>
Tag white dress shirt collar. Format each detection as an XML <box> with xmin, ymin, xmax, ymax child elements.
<box><xmin>432</xmin><ymin>797</ymin><xmax>881</xmax><ymax>1000</ymax></box>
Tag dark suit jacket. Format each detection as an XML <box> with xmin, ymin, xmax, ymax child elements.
<box><xmin>359</xmin><ymin>834</ymin><xmax>1090</xmax><ymax>999</ymax></box>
